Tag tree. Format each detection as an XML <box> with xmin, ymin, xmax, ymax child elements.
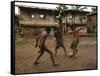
<box><xmin>91</xmin><ymin>7</ymin><xmax>97</xmax><ymax>12</ymax></box>
<box><xmin>15</xmin><ymin>14</ymin><xmax>19</xmax><ymax>25</ymax></box>
<box><xmin>15</xmin><ymin>14</ymin><xmax>23</xmax><ymax>36</ymax></box>
<box><xmin>56</xmin><ymin>4</ymin><xmax>68</xmax><ymax>32</ymax></box>
<box><xmin>70</xmin><ymin>5</ymin><xmax>87</xmax><ymax>25</ymax></box>
<box><xmin>70</xmin><ymin>5</ymin><xmax>87</xmax><ymax>11</ymax></box>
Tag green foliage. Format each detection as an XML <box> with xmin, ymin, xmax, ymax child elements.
<box><xmin>15</xmin><ymin>14</ymin><xmax>22</xmax><ymax>25</ymax></box>
<box><xmin>56</xmin><ymin>4</ymin><xmax>68</xmax><ymax>11</ymax></box>
<box><xmin>15</xmin><ymin>14</ymin><xmax>19</xmax><ymax>25</ymax></box>
<box><xmin>70</xmin><ymin>5</ymin><xmax>87</xmax><ymax>11</ymax></box>
<box><xmin>91</xmin><ymin>7</ymin><xmax>97</xmax><ymax>12</ymax></box>
<box><xmin>56</xmin><ymin>4</ymin><xmax>69</xmax><ymax>32</ymax></box>
<box><xmin>56</xmin><ymin>4</ymin><xmax>69</xmax><ymax>18</ymax></box>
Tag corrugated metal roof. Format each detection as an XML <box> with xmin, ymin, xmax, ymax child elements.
<box><xmin>15</xmin><ymin>5</ymin><xmax>56</xmax><ymax>10</ymax></box>
<box><xmin>87</xmin><ymin>12</ymin><xmax>97</xmax><ymax>16</ymax></box>
<box><xmin>16</xmin><ymin>5</ymin><xmax>90</xmax><ymax>14</ymax></box>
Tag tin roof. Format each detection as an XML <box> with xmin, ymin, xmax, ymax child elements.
<box><xmin>15</xmin><ymin>5</ymin><xmax>56</xmax><ymax>11</ymax></box>
<box><xmin>16</xmin><ymin>5</ymin><xmax>90</xmax><ymax>14</ymax></box>
<box><xmin>87</xmin><ymin>12</ymin><xmax>97</xmax><ymax>16</ymax></box>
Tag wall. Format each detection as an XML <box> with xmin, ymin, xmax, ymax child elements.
<box><xmin>87</xmin><ymin>14</ymin><xmax>97</xmax><ymax>33</ymax></box>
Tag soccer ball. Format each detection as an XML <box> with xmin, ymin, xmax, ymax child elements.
<box><xmin>69</xmin><ymin>52</ymin><xmax>74</xmax><ymax>58</ymax></box>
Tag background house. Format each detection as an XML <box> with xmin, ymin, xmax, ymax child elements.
<box><xmin>87</xmin><ymin>12</ymin><xmax>97</xmax><ymax>34</ymax></box>
<box><xmin>15</xmin><ymin>5</ymin><xmax>93</xmax><ymax>36</ymax></box>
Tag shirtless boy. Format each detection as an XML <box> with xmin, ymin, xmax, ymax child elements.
<box><xmin>69</xmin><ymin>26</ymin><xmax>87</xmax><ymax>58</ymax></box>
<box><xmin>34</xmin><ymin>27</ymin><xmax>59</xmax><ymax>66</ymax></box>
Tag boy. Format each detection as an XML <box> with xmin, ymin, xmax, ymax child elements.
<box><xmin>69</xmin><ymin>26</ymin><xmax>86</xmax><ymax>58</ymax></box>
<box><xmin>34</xmin><ymin>27</ymin><xmax>59</xmax><ymax>66</ymax></box>
<box><xmin>54</xmin><ymin>27</ymin><xmax>67</xmax><ymax>57</ymax></box>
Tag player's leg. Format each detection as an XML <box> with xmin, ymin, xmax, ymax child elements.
<box><xmin>55</xmin><ymin>46</ymin><xmax>58</xmax><ymax>57</ymax></box>
<box><xmin>74</xmin><ymin>41</ymin><xmax>79</xmax><ymax>54</ymax></box>
<box><xmin>72</xmin><ymin>48</ymin><xmax>76</xmax><ymax>58</ymax></box>
<box><xmin>72</xmin><ymin>42</ymin><xmax>77</xmax><ymax>58</ymax></box>
<box><xmin>69</xmin><ymin>41</ymin><xmax>75</xmax><ymax>58</ymax></box>
<box><xmin>45</xmin><ymin>47</ymin><xmax>59</xmax><ymax>66</ymax></box>
<box><xmin>61</xmin><ymin>43</ymin><xmax>67</xmax><ymax>57</ymax></box>
<box><xmin>75</xmin><ymin>49</ymin><xmax>78</xmax><ymax>54</ymax></box>
<box><xmin>34</xmin><ymin>48</ymin><xmax>44</xmax><ymax>65</ymax></box>
<box><xmin>72</xmin><ymin>41</ymin><xmax>79</xmax><ymax>58</ymax></box>
<box><xmin>55</xmin><ymin>43</ymin><xmax>60</xmax><ymax>56</ymax></box>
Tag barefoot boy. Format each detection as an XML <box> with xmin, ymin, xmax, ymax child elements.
<box><xmin>69</xmin><ymin>26</ymin><xmax>87</xmax><ymax>58</ymax></box>
<box><xmin>34</xmin><ymin>27</ymin><xmax>59</xmax><ymax>66</ymax></box>
<box><xmin>54</xmin><ymin>27</ymin><xmax>67</xmax><ymax>57</ymax></box>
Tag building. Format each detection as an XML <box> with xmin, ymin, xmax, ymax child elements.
<box><xmin>87</xmin><ymin>12</ymin><xmax>97</xmax><ymax>33</ymax></box>
<box><xmin>16</xmin><ymin>5</ymin><xmax>90</xmax><ymax>35</ymax></box>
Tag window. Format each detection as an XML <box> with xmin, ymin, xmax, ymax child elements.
<box><xmin>40</xmin><ymin>14</ymin><xmax>46</xmax><ymax>19</ymax></box>
<box><xmin>69</xmin><ymin>15</ymin><xmax>72</xmax><ymax>19</ymax></box>
<box><xmin>40</xmin><ymin>15</ymin><xmax>44</xmax><ymax>18</ymax></box>
<box><xmin>31</xmin><ymin>14</ymin><xmax>35</xmax><ymax>18</ymax></box>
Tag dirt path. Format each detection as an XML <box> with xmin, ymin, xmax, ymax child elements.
<box><xmin>15</xmin><ymin>36</ymin><xmax>97</xmax><ymax>74</ymax></box>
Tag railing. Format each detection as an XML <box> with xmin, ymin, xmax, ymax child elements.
<box><xmin>20</xmin><ymin>19</ymin><xmax>87</xmax><ymax>26</ymax></box>
<box><xmin>20</xmin><ymin>20</ymin><xmax>58</xmax><ymax>26</ymax></box>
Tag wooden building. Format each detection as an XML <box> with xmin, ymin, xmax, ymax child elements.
<box><xmin>87</xmin><ymin>12</ymin><xmax>97</xmax><ymax>33</ymax></box>
<box><xmin>16</xmin><ymin>5</ymin><xmax>90</xmax><ymax>35</ymax></box>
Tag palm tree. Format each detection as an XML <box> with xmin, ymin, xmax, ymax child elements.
<box><xmin>56</xmin><ymin>4</ymin><xmax>68</xmax><ymax>32</ymax></box>
<box><xmin>91</xmin><ymin>7</ymin><xmax>97</xmax><ymax>12</ymax></box>
<box><xmin>56</xmin><ymin>4</ymin><xmax>68</xmax><ymax>12</ymax></box>
<box><xmin>70</xmin><ymin>5</ymin><xmax>87</xmax><ymax>11</ymax></box>
<box><xmin>70</xmin><ymin>5</ymin><xmax>87</xmax><ymax>25</ymax></box>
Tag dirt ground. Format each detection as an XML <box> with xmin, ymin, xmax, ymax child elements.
<box><xmin>15</xmin><ymin>35</ymin><xmax>97</xmax><ymax>74</ymax></box>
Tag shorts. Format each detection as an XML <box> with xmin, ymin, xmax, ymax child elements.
<box><xmin>56</xmin><ymin>41</ymin><xmax>63</xmax><ymax>48</ymax></box>
<box><xmin>70</xmin><ymin>40</ymin><xmax>79</xmax><ymax>49</ymax></box>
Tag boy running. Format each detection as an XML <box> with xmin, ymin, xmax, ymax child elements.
<box><xmin>34</xmin><ymin>27</ymin><xmax>59</xmax><ymax>66</ymax></box>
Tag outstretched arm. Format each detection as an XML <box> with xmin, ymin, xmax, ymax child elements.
<box><xmin>78</xmin><ymin>26</ymin><xmax>87</xmax><ymax>31</ymax></box>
